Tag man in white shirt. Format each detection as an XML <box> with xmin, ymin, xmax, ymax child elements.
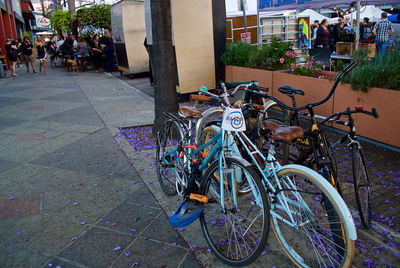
<box><xmin>56</xmin><ymin>35</ymin><xmax>65</xmax><ymax>50</ymax></box>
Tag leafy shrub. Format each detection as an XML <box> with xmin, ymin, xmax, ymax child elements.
<box><xmin>221</xmin><ymin>42</ymin><xmax>255</xmax><ymax>68</ymax></box>
<box><xmin>51</xmin><ymin>10</ymin><xmax>71</xmax><ymax>34</ymax></box>
<box><xmin>342</xmin><ymin>47</ymin><xmax>400</xmax><ymax>92</ymax></box>
<box><xmin>221</xmin><ymin>38</ymin><xmax>295</xmax><ymax>71</ymax></box>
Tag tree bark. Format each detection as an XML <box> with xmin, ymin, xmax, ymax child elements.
<box><xmin>68</xmin><ymin>0</ymin><xmax>78</xmax><ymax>36</ymax></box>
<box><xmin>151</xmin><ymin>0</ymin><xmax>178</xmax><ymax>133</ymax></box>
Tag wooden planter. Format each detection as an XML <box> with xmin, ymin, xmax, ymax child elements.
<box><xmin>226</xmin><ymin>65</ymin><xmax>400</xmax><ymax>148</ymax></box>
<box><xmin>225</xmin><ymin>65</ymin><xmax>273</xmax><ymax>90</ymax></box>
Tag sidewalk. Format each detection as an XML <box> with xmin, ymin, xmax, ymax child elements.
<box><xmin>0</xmin><ymin>62</ymin><xmax>399</xmax><ymax>267</ymax></box>
<box><xmin>0</xmin><ymin>64</ymin><xmax>199</xmax><ymax>267</ymax></box>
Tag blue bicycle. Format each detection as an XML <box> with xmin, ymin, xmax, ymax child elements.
<box><xmin>156</xmin><ymin>99</ymin><xmax>270</xmax><ymax>266</ymax></box>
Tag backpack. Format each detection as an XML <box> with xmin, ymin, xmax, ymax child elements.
<box><xmin>362</xmin><ymin>25</ymin><xmax>373</xmax><ymax>39</ymax></box>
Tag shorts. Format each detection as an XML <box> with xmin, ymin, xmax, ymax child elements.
<box><xmin>23</xmin><ymin>54</ymin><xmax>35</xmax><ymax>63</ymax></box>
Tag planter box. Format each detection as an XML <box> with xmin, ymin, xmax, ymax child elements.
<box><xmin>334</xmin><ymin>84</ymin><xmax>400</xmax><ymax>148</ymax></box>
<box><xmin>226</xmin><ymin>65</ymin><xmax>400</xmax><ymax>148</ymax></box>
<box><xmin>225</xmin><ymin>65</ymin><xmax>273</xmax><ymax>90</ymax></box>
<box><xmin>272</xmin><ymin>70</ymin><xmax>336</xmax><ymax>118</ymax></box>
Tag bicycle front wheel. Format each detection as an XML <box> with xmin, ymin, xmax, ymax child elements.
<box><xmin>200</xmin><ymin>156</ymin><xmax>270</xmax><ymax>266</ymax></box>
<box><xmin>156</xmin><ymin>119</ymin><xmax>184</xmax><ymax>196</ymax></box>
<box><xmin>270</xmin><ymin>167</ymin><xmax>355</xmax><ymax>268</ymax></box>
<box><xmin>351</xmin><ymin>145</ymin><xmax>371</xmax><ymax>229</ymax></box>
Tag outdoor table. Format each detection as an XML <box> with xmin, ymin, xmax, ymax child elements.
<box><xmin>330</xmin><ymin>54</ymin><xmax>352</xmax><ymax>61</ymax></box>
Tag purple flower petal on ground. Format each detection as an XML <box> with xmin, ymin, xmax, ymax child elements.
<box><xmin>125</xmin><ymin>251</ymin><xmax>131</xmax><ymax>256</ymax></box>
<box><xmin>114</xmin><ymin>245</ymin><xmax>121</xmax><ymax>251</ymax></box>
<box><xmin>72</xmin><ymin>202</ymin><xmax>78</xmax><ymax>206</ymax></box>
<box><xmin>131</xmin><ymin>262</ymin><xmax>139</xmax><ymax>266</ymax></box>
<box><xmin>9</xmin><ymin>196</ymin><xmax>16</xmax><ymax>200</ymax></box>
<box><xmin>129</xmin><ymin>228</ymin><xmax>137</xmax><ymax>232</ymax></box>
<box><xmin>93</xmin><ymin>184</ymin><xmax>98</xmax><ymax>187</ymax></box>
<box><xmin>111</xmin><ymin>223</ymin><xmax>117</xmax><ymax>226</ymax></box>
<box><xmin>56</xmin><ymin>266</ymin><xmax>61</xmax><ymax>268</ymax></box>
<box><xmin>80</xmin><ymin>221</ymin><xmax>86</xmax><ymax>225</ymax></box>
<box><xmin>71</xmin><ymin>237</ymin><xmax>77</xmax><ymax>241</ymax></box>
<box><xmin>48</xmin><ymin>264</ymin><xmax>53</xmax><ymax>267</ymax></box>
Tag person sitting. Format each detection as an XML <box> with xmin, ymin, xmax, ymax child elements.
<box><xmin>76</xmin><ymin>37</ymin><xmax>89</xmax><ymax>71</ymax></box>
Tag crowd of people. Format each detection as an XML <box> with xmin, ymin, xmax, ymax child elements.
<box><xmin>311</xmin><ymin>12</ymin><xmax>395</xmax><ymax>56</ymax></box>
<box><xmin>2</xmin><ymin>30</ymin><xmax>116</xmax><ymax>77</ymax></box>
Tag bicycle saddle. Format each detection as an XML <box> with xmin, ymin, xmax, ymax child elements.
<box><xmin>278</xmin><ymin>85</ymin><xmax>305</xmax><ymax>96</ymax></box>
<box><xmin>169</xmin><ymin>200</ymin><xmax>204</xmax><ymax>227</ymax></box>
<box><xmin>178</xmin><ymin>106</ymin><xmax>202</xmax><ymax>118</ymax></box>
<box><xmin>265</xmin><ymin>121</ymin><xmax>304</xmax><ymax>142</ymax></box>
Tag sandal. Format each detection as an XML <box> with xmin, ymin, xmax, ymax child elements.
<box><xmin>11</xmin><ymin>74</ymin><xmax>18</xmax><ymax>77</ymax></box>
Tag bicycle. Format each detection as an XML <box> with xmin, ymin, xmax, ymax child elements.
<box><xmin>156</xmin><ymin>99</ymin><xmax>270</xmax><ymax>266</ymax></box>
<box><xmin>200</xmin><ymin>84</ymin><xmax>357</xmax><ymax>267</ymax></box>
<box><xmin>257</xmin><ymin>62</ymin><xmax>378</xmax><ymax>229</ymax></box>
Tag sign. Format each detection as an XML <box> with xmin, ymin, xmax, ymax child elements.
<box><xmin>298</xmin><ymin>17</ymin><xmax>310</xmax><ymax>48</ymax></box>
<box><xmin>240</xmin><ymin>32</ymin><xmax>251</xmax><ymax>44</ymax></box>
<box><xmin>35</xmin><ymin>13</ymin><xmax>51</xmax><ymax>29</ymax></box>
<box><xmin>222</xmin><ymin>107</ymin><xmax>246</xmax><ymax>132</ymax></box>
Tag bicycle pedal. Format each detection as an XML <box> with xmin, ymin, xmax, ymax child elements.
<box><xmin>189</xmin><ymin>193</ymin><xmax>209</xmax><ymax>203</ymax></box>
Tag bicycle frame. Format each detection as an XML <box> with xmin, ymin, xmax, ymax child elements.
<box><xmin>234</xmin><ymin>130</ymin><xmax>357</xmax><ymax>240</ymax></box>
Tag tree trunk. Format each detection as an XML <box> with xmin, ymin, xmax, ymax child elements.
<box><xmin>151</xmin><ymin>0</ymin><xmax>178</xmax><ymax>133</ymax></box>
<box><xmin>68</xmin><ymin>0</ymin><xmax>78</xmax><ymax>36</ymax></box>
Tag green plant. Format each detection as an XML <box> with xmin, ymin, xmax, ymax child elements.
<box><xmin>78</xmin><ymin>4</ymin><xmax>111</xmax><ymax>33</ymax></box>
<box><xmin>222</xmin><ymin>38</ymin><xmax>295</xmax><ymax>71</ymax></box>
<box><xmin>342</xmin><ymin>47</ymin><xmax>400</xmax><ymax>92</ymax></box>
<box><xmin>221</xmin><ymin>42</ymin><xmax>255</xmax><ymax>68</ymax></box>
<box><xmin>50</xmin><ymin>10</ymin><xmax>71</xmax><ymax>34</ymax></box>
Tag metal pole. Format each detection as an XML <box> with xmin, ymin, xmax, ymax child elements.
<box><xmin>257</xmin><ymin>7</ymin><xmax>260</xmax><ymax>48</ymax></box>
<box><xmin>241</xmin><ymin>0</ymin><xmax>247</xmax><ymax>32</ymax></box>
<box><xmin>355</xmin><ymin>0</ymin><xmax>361</xmax><ymax>50</ymax></box>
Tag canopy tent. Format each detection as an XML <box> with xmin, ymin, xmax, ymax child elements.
<box><xmin>258</xmin><ymin>0</ymin><xmax>399</xmax><ymax>12</ymax></box>
<box><xmin>328</xmin><ymin>5</ymin><xmax>387</xmax><ymax>24</ymax></box>
<box><xmin>388</xmin><ymin>13</ymin><xmax>400</xmax><ymax>23</ymax></box>
<box><xmin>297</xmin><ymin>9</ymin><xmax>329</xmax><ymax>23</ymax></box>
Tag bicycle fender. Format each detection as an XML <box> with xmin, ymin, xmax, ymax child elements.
<box><xmin>276</xmin><ymin>164</ymin><xmax>357</xmax><ymax>241</ymax></box>
<box><xmin>195</xmin><ymin>107</ymin><xmax>223</xmax><ymax>145</ymax></box>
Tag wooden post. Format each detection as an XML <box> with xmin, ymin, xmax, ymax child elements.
<box><xmin>151</xmin><ymin>0</ymin><xmax>178</xmax><ymax>133</ymax></box>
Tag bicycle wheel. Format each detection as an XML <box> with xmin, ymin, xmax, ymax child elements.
<box><xmin>156</xmin><ymin>119</ymin><xmax>184</xmax><ymax>196</ymax></box>
<box><xmin>270</xmin><ymin>167</ymin><xmax>355</xmax><ymax>268</ymax></box>
<box><xmin>351</xmin><ymin>145</ymin><xmax>371</xmax><ymax>229</ymax></box>
<box><xmin>320</xmin><ymin>134</ymin><xmax>343</xmax><ymax>197</ymax></box>
<box><xmin>199</xmin><ymin>156</ymin><xmax>270</xmax><ymax>266</ymax></box>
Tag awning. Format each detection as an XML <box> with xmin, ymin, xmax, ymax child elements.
<box><xmin>21</xmin><ymin>1</ymin><xmax>35</xmax><ymax>20</ymax></box>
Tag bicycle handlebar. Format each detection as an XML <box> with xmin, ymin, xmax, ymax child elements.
<box><xmin>244</xmin><ymin>61</ymin><xmax>358</xmax><ymax>112</ymax></box>
<box><xmin>319</xmin><ymin>107</ymin><xmax>379</xmax><ymax>126</ymax></box>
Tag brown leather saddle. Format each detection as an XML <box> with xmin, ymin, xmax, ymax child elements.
<box><xmin>265</xmin><ymin>121</ymin><xmax>304</xmax><ymax>142</ymax></box>
<box><xmin>178</xmin><ymin>106</ymin><xmax>202</xmax><ymax>118</ymax></box>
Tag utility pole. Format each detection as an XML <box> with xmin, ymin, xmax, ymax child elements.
<box><xmin>150</xmin><ymin>0</ymin><xmax>178</xmax><ymax>132</ymax></box>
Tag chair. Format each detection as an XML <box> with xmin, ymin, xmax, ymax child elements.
<box><xmin>309</xmin><ymin>48</ymin><xmax>332</xmax><ymax>70</ymax></box>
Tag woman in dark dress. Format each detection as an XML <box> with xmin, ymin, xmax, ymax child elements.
<box><xmin>46</xmin><ymin>36</ymin><xmax>57</xmax><ymax>67</ymax></box>
<box><xmin>90</xmin><ymin>34</ymin><xmax>103</xmax><ymax>72</ymax></box>
<box><xmin>315</xmin><ymin>19</ymin><xmax>330</xmax><ymax>49</ymax></box>
<box><xmin>99</xmin><ymin>29</ymin><xmax>115</xmax><ymax>72</ymax></box>
<box><xmin>35</xmin><ymin>36</ymin><xmax>47</xmax><ymax>74</ymax></box>
<box><xmin>5</xmin><ymin>36</ymin><xmax>18</xmax><ymax>77</ymax></box>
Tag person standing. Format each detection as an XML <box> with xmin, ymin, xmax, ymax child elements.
<box><xmin>311</xmin><ymin>20</ymin><xmax>319</xmax><ymax>48</ymax></box>
<box><xmin>35</xmin><ymin>36</ymin><xmax>47</xmax><ymax>74</ymax></box>
<box><xmin>46</xmin><ymin>36</ymin><xmax>57</xmax><ymax>67</ymax></box>
<box><xmin>90</xmin><ymin>34</ymin><xmax>103</xmax><ymax>73</ymax></box>
<box><xmin>5</xmin><ymin>36</ymin><xmax>18</xmax><ymax>77</ymax></box>
<box><xmin>20</xmin><ymin>36</ymin><xmax>37</xmax><ymax>73</ymax></box>
<box><xmin>360</xmin><ymin>17</ymin><xmax>374</xmax><ymax>43</ymax></box>
<box><xmin>99</xmin><ymin>29</ymin><xmax>115</xmax><ymax>72</ymax></box>
<box><xmin>334</xmin><ymin>16</ymin><xmax>346</xmax><ymax>43</ymax></box>
<box><xmin>315</xmin><ymin>19</ymin><xmax>330</xmax><ymax>49</ymax></box>
<box><xmin>373</xmin><ymin>12</ymin><xmax>395</xmax><ymax>57</ymax></box>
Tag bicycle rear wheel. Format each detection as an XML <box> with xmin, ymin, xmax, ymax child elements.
<box><xmin>156</xmin><ymin>119</ymin><xmax>184</xmax><ymax>196</ymax></box>
<box><xmin>199</xmin><ymin>156</ymin><xmax>270</xmax><ymax>266</ymax></box>
<box><xmin>351</xmin><ymin>145</ymin><xmax>371</xmax><ymax>229</ymax></box>
<box><xmin>270</xmin><ymin>167</ymin><xmax>355</xmax><ymax>268</ymax></box>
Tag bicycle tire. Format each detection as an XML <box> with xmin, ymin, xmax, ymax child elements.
<box><xmin>320</xmin><ymin>134</ymin><xmax>343</xmax><ymax>197</ymax></box>
<box><xmin>199</xmin><ymin>156</ymin><xmax>270</xmax><ymax>266</ymax></box>
<box><xmin>351</xmin><ymin>145</ymin><xmax>372</xmax><ymax>229</ymax></box>
<box><xmin>270</xmin><ymin>167</ymin><xmax>355</xmax><ymax>268</ymax></box>
<box><xmin>156</xmin><ymin>119</ymin><xmax>184</xmax><ymax>196</ymax></box>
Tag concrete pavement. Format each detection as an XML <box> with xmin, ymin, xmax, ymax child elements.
<box><xmin>0</xmin><ymin>62</ymin><xmax>399</xmax><ymax>267</ymax></box>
